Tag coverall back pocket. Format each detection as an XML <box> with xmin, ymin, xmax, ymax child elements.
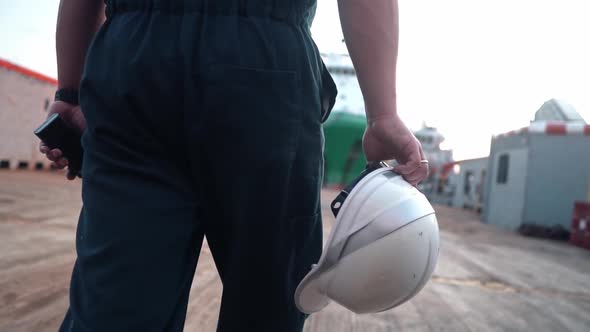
<box><xmin>202</xmin><ymin>64</ymin><xmax>302</xmax><ymax>164</ymax></box>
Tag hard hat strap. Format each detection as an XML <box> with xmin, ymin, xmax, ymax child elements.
<box><xmin>331</xmin><ymin>161</ymin><xmax>390</xmax><ymax>217</ymax></box>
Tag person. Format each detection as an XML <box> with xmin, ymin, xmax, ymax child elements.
<box><xmin>40</xmin><ymin>0</ymin><xmax>428</xmax><ymax>331</ymax></box>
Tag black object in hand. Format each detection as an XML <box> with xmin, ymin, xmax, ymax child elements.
<box><xmin>34</xmin><ymin>113</ymin><xmax>84</xmax><ymax>177</ymax></box>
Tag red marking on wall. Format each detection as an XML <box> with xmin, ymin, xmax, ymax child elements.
<box><xmin>0</xmin><ymin>58</ymin><xmax>57</xmax><ymax>85</ymax></box>
<box><xmin>440</xmin><ymin>162</ymin><xmax>456</xmax><ymax>180</ymax></box>
<box><xmin>545</xmin><ymin>123</ymin><xmax>567</xmax><ymax>135</ymax></box>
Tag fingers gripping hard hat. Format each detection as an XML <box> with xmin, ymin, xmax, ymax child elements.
<box><xmin>295</xmin><ymin>162</ymin><xmax>440</xmax><ymax>314</ymax></box>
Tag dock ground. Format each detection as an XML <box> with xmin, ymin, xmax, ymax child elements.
<box><xmin>1</xmin><ymin>171</ymin><xmax>589</xmax><ymax>331</ymax></box>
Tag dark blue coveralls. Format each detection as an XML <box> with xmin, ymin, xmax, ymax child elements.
<box><xmin>59</xmin><ymin>0</ymin><xmax>337</xmax><ymax>331</ymax></box>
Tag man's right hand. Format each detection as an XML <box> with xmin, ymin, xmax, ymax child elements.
<box><xmin>362</xmin><ymin>114</ymin><xmax>428</xmax><ymax>186</ymax></box>
<box><xmin>39</xmin><ymin>101</ymin><xmax>86</xmax><ymax>180</ymax></box>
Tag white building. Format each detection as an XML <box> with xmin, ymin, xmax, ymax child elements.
<box><xmin>0</xmin><ymin>58</ymin><xmax>56</xmax><ymax>169</ymax></box>
<box><xmin>484</xmin><ymin>100</ymin><xmax>590</xmax><ymax>231</ymax></box>
<box><xmin>484</xmin><ymin>121</ymin><xmax>590</xmax><ymax>231</ymax></box>
<box><xmin>438</xmin><ymin>157</ymin><xmax>488</xmax><ymax>211</ymax></box>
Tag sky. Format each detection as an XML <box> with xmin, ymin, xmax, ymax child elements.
<box><xmin>1</xmin><ymin>0</ymin><xmax>589</xmax><ymax>160</ymax></box>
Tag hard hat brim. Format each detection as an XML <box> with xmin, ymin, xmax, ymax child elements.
<box><xmin>296</xmin><ymin>166</ymin><xmax>396</xmax><ymax>313</ymax></box>
<box><xmin>294</xmin><ymin>264</ymin><xmax>332</xmax><ymax>313</ymax></box>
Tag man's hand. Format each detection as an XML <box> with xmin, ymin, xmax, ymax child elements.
<box><xmin>363</xmin><ymin>114</ymin><xmax>428</xmax><ymax>186</ymax></box>
<box><xmin>44</xmin><ymin>0</ymin><xmax>104</xmax><ymax>180</ymax></box>
<box><xmin>39</xmin><ymin>101</ymin><xmax>86</xmax><ymax>180</ymax></box>
<box><xmin>339</xmin><ymin>0</ymin><xmax>427</xmax><ymax>183</ymax></box>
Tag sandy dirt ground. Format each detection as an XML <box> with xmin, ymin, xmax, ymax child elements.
<box><xmin>1</xmin><ymin>171</ymin><xmax>589</xmax><ymax>331</ymax></box>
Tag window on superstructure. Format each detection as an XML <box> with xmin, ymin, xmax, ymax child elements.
<box><xmin>464</xmin><ymin>171</ymin><xmax>473</xmax><ymax>194</ymax></box>
<box><xmin>497</xmin><ymin>154</ymin><xmax>509</xmax><ymax>184</ymax></box>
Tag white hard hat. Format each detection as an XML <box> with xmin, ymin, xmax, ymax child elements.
<box><xmin>295</xmin><ymin>162</ymin><xmax>440</xmax><ymax>314</ymax></box>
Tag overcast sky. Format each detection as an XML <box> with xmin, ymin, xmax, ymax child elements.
<box><xmin>1</xmin><ymin>0</ymin><xmax>589</xmax><ymax>160</ymax></box>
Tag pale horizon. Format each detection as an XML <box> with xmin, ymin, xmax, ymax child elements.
<box><xmin>2</xmin><ymin>0</ymin><xmax>589</xmax><ymax>160</ymax></box>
